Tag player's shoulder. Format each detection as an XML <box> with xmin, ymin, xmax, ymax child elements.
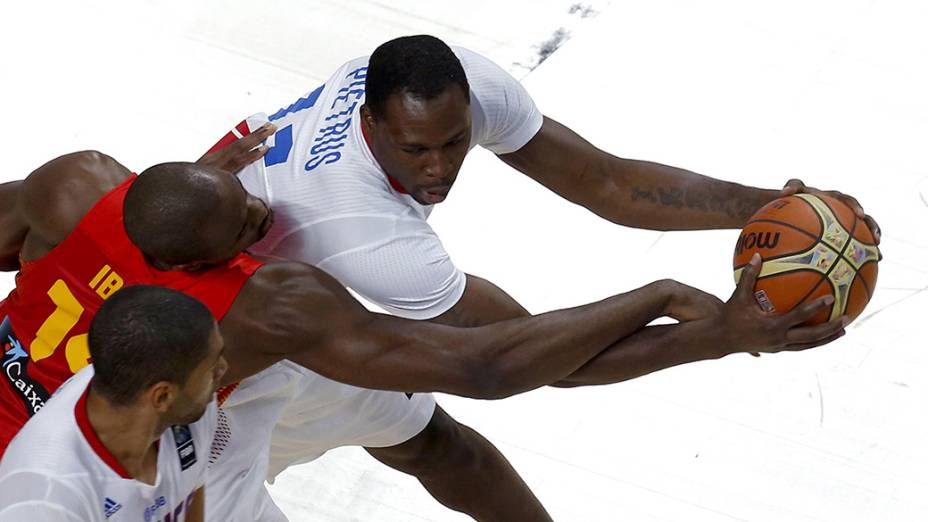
<box><xmin>2</xmin><ymin>420</ymin><xmax>87</xmax><ymax>479</ymax></box>
<box><xmin>20</xmin><ymin>151</ymin><xmax>132</xmax><ymax>243</ymax></box>
<box><xmin>4</xmin><ymin>389</ymin><xmax>89</xmax><ymax>472</ymax></box>
<box><xmin>233</xmin><ymin>261</ymin><xmax>354</xmax><ymax>336</ymax></box>
<box><xmin>451</xmin><ymin>45</ymin><xmax>509</xmax><ymax>78</ymax></box>
<box><xmin>23</xmin><ymin>150</ymin><xmax>130</xmax><ymax>197</ymax></box>
<box><xmin>0</xmin><ymin>468</ymin><xmax>92</xmax><ymax>520</ymax></box>
<box><xmin>221</xmin><ymin>260</ymin><xmax>349</xmax><ymax>371</ymax></box>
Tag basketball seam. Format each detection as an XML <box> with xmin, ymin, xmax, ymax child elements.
<box><xmin>792</xmin><ymin>273</ymin><xmax>829</xmax><ymax>315</ymax></box>
<box><xmin>754</xmin><ymin>268</ymin><xmax>831</xmax><ymax>279</ymax></box>
<box><xmin>828</xmin><ymin>198</ymin><xmax>858</xmax><ymax>316</ymax></box>
<box><xmin>745</xmin><ymin>218</ymin><xmax>820</xmax><ymax>243</ymax></box>
<box><xmin>796</xmin><ymin>195</ymin><xmax>827</xmax><ymax>242</ymax></box>
<box><xmin>854</xmin><ymin>260</ymin><xmax>877</xmax><ymax>299</ymax></box>
<box><xmin>744</xmin><ymin>217</ymin><xmax>843</xmax><ymax>258</ymax></box>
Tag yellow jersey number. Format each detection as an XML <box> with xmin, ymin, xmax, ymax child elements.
<box><xmin>30</xmin><ymin>265</ymin><xmax>124</xmax><ymax>373</ymax></box>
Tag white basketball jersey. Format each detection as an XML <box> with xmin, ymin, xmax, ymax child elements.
<box><xmin>0</xmin><ymin>367</ymin><xmax>215</xmax><ymax>522</ymax></box>
<box><xmin>234</xmin><ymin>46</ymin><xmax>543</xmax><ymax>319</ymax></box>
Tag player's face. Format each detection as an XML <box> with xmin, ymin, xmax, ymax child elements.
<box><xmin>365</xmin><ymin>85</ymin><xmax>472</xmax><ymax>205</ymax></box>
<box><xmin>197</xmin><ymin>170</ymin><xmax>274</xmax><ymax>266</ymax></box>
<box><xmin>171</xmin><ymin>326</ymin><xmax>227</xmax><ymax>425</ymax></box>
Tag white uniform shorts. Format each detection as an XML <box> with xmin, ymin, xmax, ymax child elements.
<box><xmin>206</xmin><ymin>360</ymin><xmax>436</xmax><ymax>522</ymax></box>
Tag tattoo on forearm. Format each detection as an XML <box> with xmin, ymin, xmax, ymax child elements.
<box><xmin>630</xmin><ymin>188</ymin><xmax>657</xmax><ymax>203</ymax></box>
<box><xmin>631</xmin><ymin>185</ymin><xmax>756</xmax><ymax>220</ymax></box>
<box><xmin>657</xmin><ymin>188</ymin><xmax>684</xmax><ymax>209</ymax></box>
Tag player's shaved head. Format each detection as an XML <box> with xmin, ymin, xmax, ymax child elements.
<box><xmin>123</xmin><ymin>161</ymin><xmax>274</xmax><ymax>269</ymax></box>
<box><xmin>88</xmin><ymin>285</ymin><xmax>215</xmax><ymax>406</ymax></box>
<box><xmin>365</xmin><ymin>35</ymin><xmax>470</xmax><ymax>120</ymax></box>
<box><xmin>124</xmin><ymin>162</ymin><xmax>238</xmax><ymax>265</ymax></box>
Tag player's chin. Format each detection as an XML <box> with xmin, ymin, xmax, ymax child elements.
<box><xmin>182</xmin><ymin>405</ymin><xmax>210</xmax><ymax>425</ymax></box>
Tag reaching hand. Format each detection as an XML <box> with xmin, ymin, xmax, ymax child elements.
<box><xmin>196</xmin><ymin>122</ymin><xmax>277</xmax><ymax>174</ymax></box>
<box><xmin>717</xmin><ymin>253</ymin><xmax>847</xmax><ymax>355</ymax></box>
<box><xmin>780</xmin><ymin>179</ymin><xmax>881</xmax><ymax>244</ymax></box>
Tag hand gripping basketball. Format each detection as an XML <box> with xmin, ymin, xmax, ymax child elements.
<box><xmin>780</xmin><ymin>179</ymin><xmax>881</xmax><ymax>244</ymax></box>
<box><xmin>719</xmin><ymin>253</ymin><xmax>847</xmax><ymax>355</ymax></box>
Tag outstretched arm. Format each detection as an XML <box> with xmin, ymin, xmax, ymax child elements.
<box><xmin>432</xmin><ymin>257</ymin><xmax>845</xmax><ymax>388</ymax></box>
<box><xmin>223</xmin><ymin>261</ymin><xmax>687</xmax><ymax>399</ymax></box>
<box><xmin>555</xmin><ymin>254</ymin><xmax>846</xmax><ymax>386</ymax></box>
<box><xmin>499</xmin><ymin>116</ymin><xmax>880</xmax><ymax>241</ymax></box>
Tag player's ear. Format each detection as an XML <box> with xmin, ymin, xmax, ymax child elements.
<box><xmin>360</xmin><ymin>104</ymin><xmax>376</xmax><ymax>127</ymax></box>
<box><xmin>149</xmin><ymin>381</ymin><xmax>178</xmax><ymax>413</ymax></box>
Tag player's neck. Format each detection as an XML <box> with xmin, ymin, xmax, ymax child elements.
<box><xmin>86</xmin><ymin>389</ymin><xmax>162</xmax><ymax>484</ymax></box>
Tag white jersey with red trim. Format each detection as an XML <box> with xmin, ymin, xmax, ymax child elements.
<box><xmin>231</xmin><ymin>46</ymin><xmax>543</xmax><ymax>319</ymax></box>
<box><xmin>0</xmin><ymin>367</ymin><xmax>215</xmax><ymax>522</ymax></box>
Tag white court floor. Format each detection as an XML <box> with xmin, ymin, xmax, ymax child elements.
<box><xmin>2</xmin><ymin>1</ymin><xmax>926</xmax><ymax>521</ymax></box>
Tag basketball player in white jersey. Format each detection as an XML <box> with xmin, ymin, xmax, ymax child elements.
<box><xmin>204</xmin><ymin>35</ymin><xmax>878</xmax><ymax>519</ymax></box>
<box><xmin>0</xmin><ymin>286</ymin><xmax>225</xmax><ymax>522</ymax></box>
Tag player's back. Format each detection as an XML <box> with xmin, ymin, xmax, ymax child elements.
<box><xmin>0</xmin><ymin>366</ymin><xmax>215</xmax><ymax>522</ymax></box>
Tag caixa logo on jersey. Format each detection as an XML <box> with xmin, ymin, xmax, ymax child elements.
<box><xmin>0</xmin><ymin>316</ymin><xmax>50</xmax><ymax>416</ymax></box>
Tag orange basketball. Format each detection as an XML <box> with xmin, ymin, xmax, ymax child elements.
<box><xmin>732</xmin><ymin>193</ymin><xmax>880</xmax><ymax>325</ymax></box>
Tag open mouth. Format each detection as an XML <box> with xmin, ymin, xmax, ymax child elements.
<box><xmin>422</xmin><ymin>184</ymin><xmax>451</xmax><ymax>204</ymax></box>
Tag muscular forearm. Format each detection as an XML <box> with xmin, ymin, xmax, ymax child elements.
<box><xmin>503</xmin><ymin>117</ymin><xmax>780</xmax><ymax>232</ymax></box>
<box><xmin>590</xmin><ymin>154</ymin><xmax>779</xmax><ymax>230</ymax></box>
<box><xmin>271</xmin><ymin>265</ymin><xmax>681</xmax><ymax>400</ymax></box>
<box><xmin>465</xmin><ymin>280</ymin><xmax>678</xmax><ymax>398</ymax></box>
<box><xmin>551</xmin><ymin>319</ymin><xmax>727</xmax><ymax>387</ymax></box>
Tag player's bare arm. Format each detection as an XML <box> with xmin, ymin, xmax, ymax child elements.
<box><xmin>498</xmin><ymin>116</ymin><xmax>881</xmax><ymax>241</ymax></box>
<box><xmin>431</xmin><ymin>256</ymin><xmax>845</xmax><ymax>387</ymax></box>
<box><xmin>219</xmin><ymin>260</ymin><xmax>716</xmax><ymax>399</ymax></box>
<box><xmin>16</xmin><ymin>151</ymin><xmax>131</xmax><ymax>264</ymax></box>
<box><xmin>430</xmin><ymin>274</ymin><xmax>531</xmax><ymax>327</ymax></box>
<box><xmin>553</xmin><ymin>253</ymin><xmax>847</xmax><ymax>386</ymax></box>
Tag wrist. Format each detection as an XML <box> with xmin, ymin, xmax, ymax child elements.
<box><xmin>699</xmin><ymin>316</ymin><xmax>737</xmax><ymax>359</ymax></box>
<box><xmin>653</xmin><ymin>279</ymin><xmax>679</xmax><ymax>317</ymax></box>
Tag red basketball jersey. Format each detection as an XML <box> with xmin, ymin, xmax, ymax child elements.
<box><xmin>0</xmin><ymin>174</ymin><xmax>263</xmax><ymax>452</ymax></box>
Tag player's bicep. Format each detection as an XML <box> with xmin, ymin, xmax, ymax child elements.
<box><xmin>264</xmin><ymin>264</ymin><xmax>488</xmax><ymax>395</ymax></box>
<box><xmin>307</xmin><ymin>311</ymin><xmax>491</xmax><ymax>396</ymax></box>
<box><xmin>430</xmin><ymin>274</ymin><xmax>530</xmax><ymax>327</ymax></box>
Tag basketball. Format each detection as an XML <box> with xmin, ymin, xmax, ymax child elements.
<box><xmin>733</xmin><ymin>193</ymin><xmax>881</xmax><ymax>325</ymax></box>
